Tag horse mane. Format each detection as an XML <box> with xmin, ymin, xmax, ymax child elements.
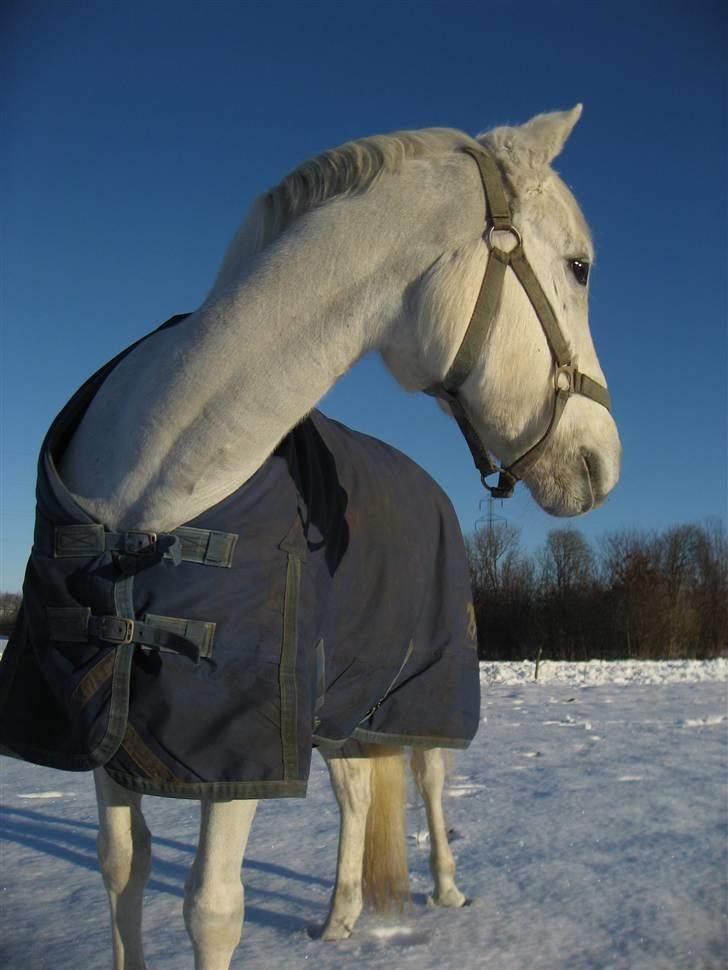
<box><xmin>209</xmin><ymin>127</ymin><xmax>481</xmax><ymax>297</ymax></box>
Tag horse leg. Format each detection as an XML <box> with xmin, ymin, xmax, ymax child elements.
<box><xmin>183</xmin><ymin>798</ymin><xmax>258</xmax><ymax>970</ymax></box>
<box><xmin>94</xmin><ymin>768</ymin><xmax>151</xmax><ymax>970</ymax></box>
<box><xmin>410</xmin><ymin>748</ymin><xmax>467</xmax><ymax>907</ymax></box>
<box><xmin>320</xmin><ymin>744</ymin><xmax>373</xmax><ymax>940</ymax></box>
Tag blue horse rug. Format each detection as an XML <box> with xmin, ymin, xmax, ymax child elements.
<box><xmin>0</xmin><ymin>316</ymin><xmax>480</xmax><ymax>800</ymax></box>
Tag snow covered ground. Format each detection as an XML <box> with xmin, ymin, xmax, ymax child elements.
<box><xmin>1</xmin><ymin>660</ymin><xmax>726</xmax><ymax>970</ymax></box>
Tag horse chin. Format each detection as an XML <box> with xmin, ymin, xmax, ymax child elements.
<box><xmin>525</xmin><ymin>453</ymin><xmax>601</xmax><ymax>518</ymax></box>
<box><xmin>521</xmin><ymin>411</ymin><xmax>622</xmax><ymax>517</ymax></box>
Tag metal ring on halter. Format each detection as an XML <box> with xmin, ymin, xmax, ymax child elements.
<box><xmin>486</xmin><ymin>223</ymin><xmax>522</xmax><ymax>255</ymax></box>
<box><xmin>554</xmin><ymin>363</ymin><xmax>576</xmax><ymax>393</ymax></box>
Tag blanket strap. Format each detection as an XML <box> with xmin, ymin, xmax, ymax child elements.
<box><xmin>46</xmin><ymin>607</ymin><xmax>214</xmax><ymax>664</ymax></box>
<box><xmin>172</xmin><ymin>526</ymin><xmax>239</xmax><ymax>567</ymax></box>
<box><xmin>53</xmin><ymin>524</ymin><xmax>238</xmax><ymax>568</ymax></box>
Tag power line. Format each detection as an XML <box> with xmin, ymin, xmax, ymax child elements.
<box><xmin>474</xmin><ymin>491</ymin><xmax>506</xmax><ymax>536</ymax></box>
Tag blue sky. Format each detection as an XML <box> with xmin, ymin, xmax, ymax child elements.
<box><xmin>2</xmin><ymin>0</ymin><xmax>726</xmax><ymax>592</ymax></box>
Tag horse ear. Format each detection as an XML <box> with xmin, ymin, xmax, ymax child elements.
<box><xmin>513</xmin><ymin>105</ymin><xmax>583</xmax><ymax>166</ymax></box>
<box><xmin>481</xmin><ymin>105</ymin><xmax>583</xmax><ymax>169</ymax></box>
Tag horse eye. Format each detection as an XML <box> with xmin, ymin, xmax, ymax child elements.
<box><xmin>570</xmin><ymin>259</ymin><xmax>590</xmax><ymax>286</ymax></box>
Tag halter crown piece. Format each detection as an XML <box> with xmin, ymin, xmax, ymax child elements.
<box><xmin>426</xmin><ymin>147</ymin><xmax>612</xmax><ymax>499</ymax></box>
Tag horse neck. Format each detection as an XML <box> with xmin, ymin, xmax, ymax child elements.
<box><xmin>59</xmin><ymin>184</ymin><xmax>435</xmax><ymax>532</ymax></box>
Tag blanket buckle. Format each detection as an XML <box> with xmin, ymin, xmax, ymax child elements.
<box><xmin>124</xmin><ymin>531</ymin><xmax>158</xmax><ymax>555</ymax></box>
<box><xmin>99</xmin><ymin>615</ymin><xmax>135</xmax><ymax>645</ymax></box>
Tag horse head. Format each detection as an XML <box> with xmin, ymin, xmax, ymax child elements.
<box><xmin>384</xmin><ymin>107</ymin><xmax>621</xmax><ymax>517</ymax></box>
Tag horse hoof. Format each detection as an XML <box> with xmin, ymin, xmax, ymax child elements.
<box><xmin>321</xmin><ymin>921</ymin><xmax>354</xmax><ymax>941</ymax></box>
<box><xmin>426</xmin><ymin>889</ymin><xmax>468</xmax><ymax>909</ymax></box>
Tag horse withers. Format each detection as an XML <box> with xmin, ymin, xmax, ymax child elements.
<box><xmin>0</xmin><ymin>106</ymin><xmax>621</xmax><ymax>970</ymax></box>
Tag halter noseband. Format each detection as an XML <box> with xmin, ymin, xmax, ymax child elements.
<box><xmin>426</xmin><ymin>147</ymin><xmax>612</xmax><ymax>499</ymax></box>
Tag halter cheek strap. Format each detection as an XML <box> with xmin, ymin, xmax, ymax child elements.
<box><xmin>426</xmin><ymin>146</ymin><xmax>612</xmax><ymax>499</ymax></box>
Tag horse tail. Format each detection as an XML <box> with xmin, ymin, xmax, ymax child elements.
<box><xmin>362</xmin><ymin>743</ymin><xmax>410</xmax><ymax>911</ymax></box>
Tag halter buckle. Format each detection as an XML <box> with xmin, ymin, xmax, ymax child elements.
<box><xmin>480</xmin><ymin>468</ymin><xmax>517</xmax><ymax>500</ymax></box>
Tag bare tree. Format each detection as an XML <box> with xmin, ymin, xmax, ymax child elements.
<box><xmin>689</xmin><ymin>518</ymin><xmax>728</xmax><ymax>657</ymax></box>
<box><xmin>0</xmin><ymin>592</ymin><xmax>22</xmax><ymax>635</ymax></box>
<box><xmin>465</xmin><ymin>521</ymin><xmax>522</xmax><ymax>594</ymax></box>
<box><xmin>465</xmin><ymin>523</ymin><xmax>540</xmax><ymax>659</ymax></box>
<box><xmin>540</xmin><ymin>528</ymin><xmax>594</xmax><ymax>593</ymax></box>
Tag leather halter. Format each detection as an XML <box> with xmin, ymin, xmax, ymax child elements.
<box><xmin>426</xmin><ymin>147</ymin><xmax>612</xmax><ymax>499</ymax></box>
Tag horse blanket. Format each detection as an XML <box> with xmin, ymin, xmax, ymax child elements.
<box><xmin>0</xmin><ymin>317</ymin><xmax>480</xmax><ymax>800</ymax></box>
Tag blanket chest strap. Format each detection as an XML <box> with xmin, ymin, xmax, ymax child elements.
<box><xmin>53</xmin><ymin>524</ymin><xmax>238</xmax><ymax>568</ymax></box>
<box><xmin>46</xmin><ymin>607</ymin><xmax>213</xmax><ymax>664</ymax></box>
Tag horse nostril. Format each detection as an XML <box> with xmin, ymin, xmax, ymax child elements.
<box><xmin>581</xmin><ymin>450</ymin><xmax>612</xmax><ymax>510</ymax></box>
<box><xmin>580</xmin><ymin>451</ymin><xmax>596</xmax><ymax>509</ymax></box>
<box><xmin>581</xmin><ymin>450</ymin><xmax>594</xmax><ymax>481</ymax></box>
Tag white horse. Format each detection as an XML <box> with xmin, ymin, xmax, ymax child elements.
<box><xmin>54</xmin><ymin>105</ymin><xmax>620</xmax><ymax>969</ymax></box>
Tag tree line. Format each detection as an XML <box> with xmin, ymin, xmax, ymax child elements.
<box><xmin>465</xmin><ymin>518</ymin><xmax>727</xmax><ymax>661</ymax></box>
<box><xmin>0</xmin><ymin>592</ymin><xmax>22</xmax><ymax>636</ymax></box>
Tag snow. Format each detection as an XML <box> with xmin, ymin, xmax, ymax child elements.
<box><xmin>480</xmin><ymin>658</ymin><xmax>728</xmax><ymax>687</ymax></box>
<box><xmin>1</xmin><ymin>661</ymin><xmax>726</xmax><ymax>970</ymax></box>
